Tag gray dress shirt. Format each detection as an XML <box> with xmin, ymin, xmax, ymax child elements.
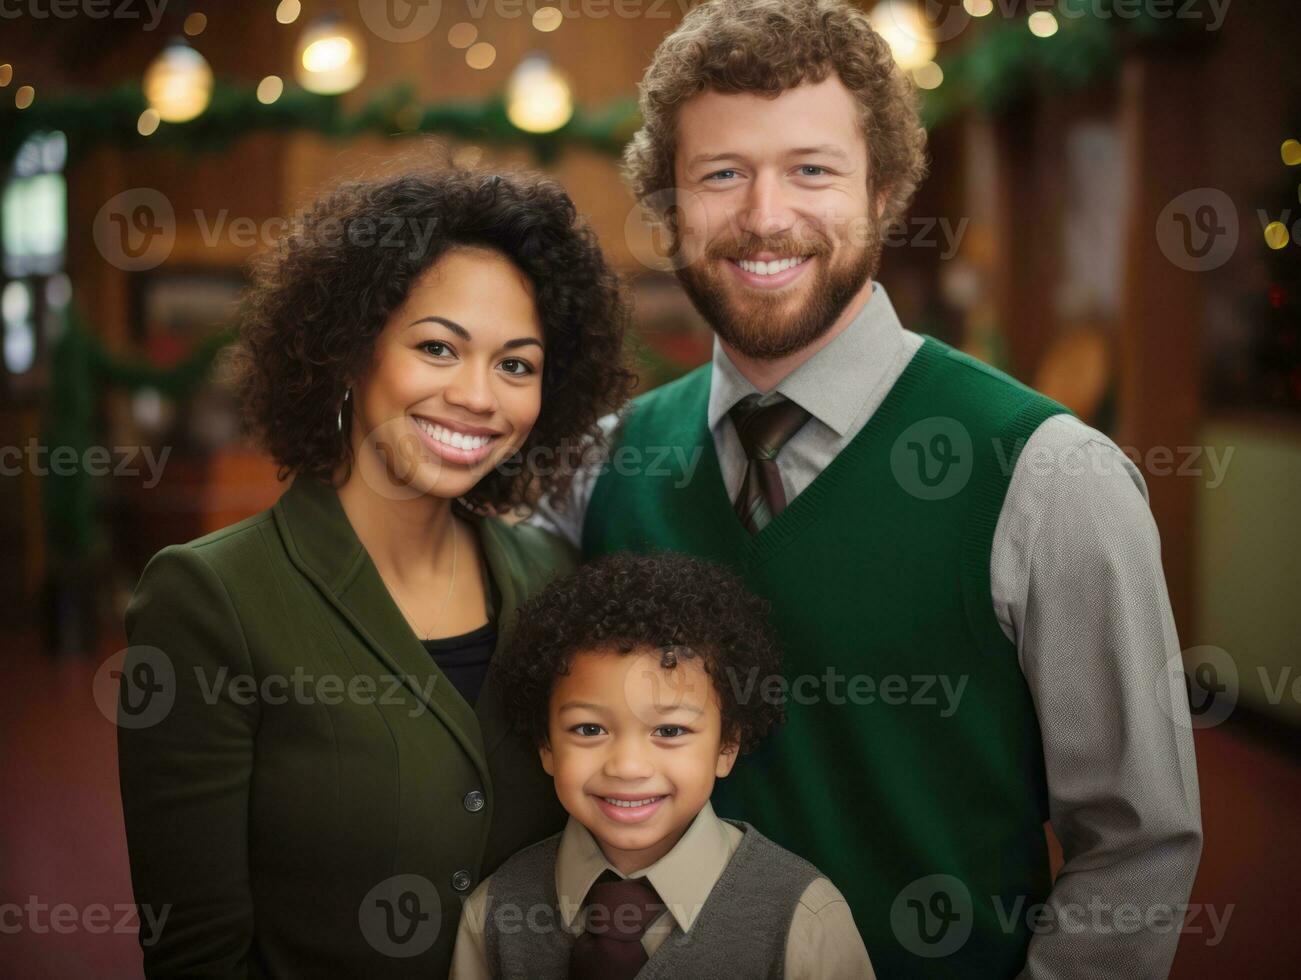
<box><xmin>531</xmin><ymin>281</ymin><xmax>1203</xmax><ymax>979</ymax></box>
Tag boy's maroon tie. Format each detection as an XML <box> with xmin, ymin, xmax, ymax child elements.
<box><xmin>569</xmin><ymin>871</ymin><xmax>665</xmax><ymax>980</ymax></box>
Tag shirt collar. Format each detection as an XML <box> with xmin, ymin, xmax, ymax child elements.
<box><xmin>554</xmin><ymin>800</ymin><xmax>735</xmax><ymax>936</ymax></box>
<box><xmin>705</xmin><ymin>279</ymin><xmax>906</xmax><ymax>439</ymax></box>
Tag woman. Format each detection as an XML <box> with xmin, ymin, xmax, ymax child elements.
<box><xmin>117</xmin><ymin>168</ymin><xmax>634</xmax><ymax>978</ymax></box>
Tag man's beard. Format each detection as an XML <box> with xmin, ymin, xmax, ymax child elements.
<box><xmin>674</xmin><ymin>222</ymin><xmax>882</xmax><ymax>361</ymax></box>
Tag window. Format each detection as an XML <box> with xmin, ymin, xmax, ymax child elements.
<box><xmin>2</xmin><ymin>130</ymin><xmax>68</xmax><ymax>389</ymax></box>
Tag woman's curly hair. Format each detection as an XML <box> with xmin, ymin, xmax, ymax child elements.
<box><xmin>230</xmin><ymin>164</ymin><xmax>636</xmax><ymax>512</ymax></box>
<box><xmin>623</xmin><ymin>0</ymin><xmax>929</xmax><ymax>230</ymax></box>
<box><xmin>494</xmin><ymin>551</ymin><xmax>786</xmax><ymax>754</ymax></box>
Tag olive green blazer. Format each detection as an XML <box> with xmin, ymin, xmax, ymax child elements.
<box><xmin>117</xmin><ymin>474</ymin><xmax>571</xmax><ymax>978</ymax></box>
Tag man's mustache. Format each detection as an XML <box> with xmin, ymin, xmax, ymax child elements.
<box><xmin>704</xmin><ymin>235</ymin><xmax>832</xmax><ymax>262</ymax></box>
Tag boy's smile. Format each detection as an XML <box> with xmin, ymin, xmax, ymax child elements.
<box><xmin>592</xmin><ymin>793</ymin><xmax>669</xmax><ymax>824</ymax></box>
<box><xmin>539</xmin><ymin>647</ymin><xmax>738</xmax><ymax>875</ymax></box>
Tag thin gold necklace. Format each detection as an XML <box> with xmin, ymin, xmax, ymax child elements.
<box><xmin>389</xmin><ymin>519</ymin><xmax>459</xmax><ymax>641</ymax></box>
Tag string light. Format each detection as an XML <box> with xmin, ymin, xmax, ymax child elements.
<box><xmin>963</xmin><ymin>0</ymin><xmax>993</xmax><ymax>15</ymax></box>
<box><xmin>912</xmin><ymin>61</ymin><xmax>944</xmax><ymax>90</ymax></box>
<box><xmin>256</xmin><ymin>75</ymin><xmax>284</xmax><ymax>105</ymax></box>
<box><xmin>296</xmin><ymin>14</ymin><xmax>366</xmax><ymax>95</ymax></box>
<box><xmin>868</xmin><ymin>1</ymin><xmax>937</xmax><ymax>72</ymax></box>
<box><xmin>0</xmin><ymin>64</ymin><xmax>13</xmax><ymax>87</ymax></box>
<box><xmin>1028</xmin><ymin>11</ymin><xmax>1059</xmax><ymax>38</ymax></box>
<box><xmin>506</xmin><ymin>54</ymin><xmax>573</xmax><ymax>134</ymax></box>
<box><xmin>1264</xmin><ymin>221</ymin><xmax>1290</xmax><ymax>250</ymax></box>
<box><xmin>276</xmin><ymin>0</ymin><xmax>301</xmax><ymax>25</ymax></box>
<box><xmin>137</xmin><ymin>108</ymin><xmax>161</xmax><ymax>136</ymax></box>
<box><xmin>448</xmin><ymin>23</ymin><xmax>477</xmax><ymax>49</ymax></box>
<box><xmin>1283</xmin><ymin>139</ymin><xmax>1301</xmax><ymax>167</ymax></box>
<box><xmin>15</xmin><ymin>84</ymin><xmax>34</xmax><ymax>109</ymax></box>
<box><xmin>143</xmin><ymin>39</ymin><xmax>213</xmax><ymax>123</ymax></box>
<box><xmin>466</xmin><ymin>42</ymin><xmax>496</xmax><ymax>71</ymax></box>
<box><xmin>183</xmin><ymin>11</ymin><xmax>207</xmax><ymax>36</ymax></box>
<box><xmin>532</xmin><ymin>6</ymin><xmax>563</xmax><ymax>32</ymax></box>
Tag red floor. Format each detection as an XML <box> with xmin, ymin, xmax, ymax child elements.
<box><xmin>1</xmin><ymin>628</ymin><xmax>1296</xmax><ymax>978</ymax></box>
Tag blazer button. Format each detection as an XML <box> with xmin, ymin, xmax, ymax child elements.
<box><xmin>463</xmin><ymin>790</ymin><xmax>485</xmax><ymax>812</ymax></box>
<box><xmin>451</xmin><ymin>870</ymin><xmax>473</xmax><ymax>893</ymax></box>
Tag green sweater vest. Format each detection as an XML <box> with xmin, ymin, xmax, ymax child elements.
<box><xmin>582</xmin><ymin>337</ymin><xmax>1071</xmax><ymax>978</ymax></box>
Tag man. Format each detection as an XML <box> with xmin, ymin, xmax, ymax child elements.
<box><xmin>533</xmin><ymin>1</ymin><xmax>1202</xmax><ymax>976</ymax></box>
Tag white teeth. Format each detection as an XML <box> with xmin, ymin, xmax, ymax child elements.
<box><xmin>603</xmin><ymin>797</ymin><xmax>662</xmax><ymax>808</ymax></box>
<box><xmin>415</xmin><ymin>418</ymin><xmax>494</xmax><ymax>451</ymax></box>
<box><xmin>737</xmin><ymin>256</ymin><xmax>807</xmax><ymax>276</ymax></box>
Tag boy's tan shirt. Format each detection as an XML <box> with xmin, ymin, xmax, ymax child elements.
<box><xmin>451</xmin><ymin>801</ymin><xmax>874</xmax><ymax>979</ymax></box>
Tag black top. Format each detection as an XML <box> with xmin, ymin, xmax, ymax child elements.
<box><xmin>421</xmin><ymin>621</ymin><xmax>497</xmax><ymax>706</ymax></box>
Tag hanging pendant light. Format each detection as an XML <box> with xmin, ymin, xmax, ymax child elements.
<box><xmin>296</xmin><ymin>12</ymin><xmax>367</xmax><ymax>95</ymax></box>
<box><xmin>143</xmin><ymin>37</ymin><xmax>213</xmax><ymax>123</ymax></box>
<box><xmin>506</xmin><ymin>53</ymin><xmax>573</xmax><ymax>134</ymax></box>
<box><xmin>868</xmin><ymin>1</ymin><xmax>937</xmax><ymax>72</ymax></box>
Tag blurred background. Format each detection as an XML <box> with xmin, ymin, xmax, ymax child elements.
<box><xmin>0</xmin><ymin>0</ymin><xmax>1297</xmax><ymax>976</ymax></box>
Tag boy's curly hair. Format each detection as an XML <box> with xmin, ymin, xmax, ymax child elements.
<box><xmin>494</xmin><ymin>551</ymin><xmax>786</xmax><ymax>754</ymax></box>
<box><xmin>623</xmin><ymin>0</ymin><xmax>929</xmax><ymax>229</ymax></box>
<box><xmin>229</xmin><ymin>163</ymin><xmax>635</xmax><ymax>513</ymax></box>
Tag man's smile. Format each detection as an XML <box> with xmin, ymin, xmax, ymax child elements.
<box><xmin>724</xmin><ymin>253</ymin><xmax>814</xmax><ymax>290</ymax></box>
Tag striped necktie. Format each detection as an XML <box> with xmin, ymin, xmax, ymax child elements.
<box><xmin>728</xmin><ymin>392</ymin><xmax>813</xmax><ymax>534</ymax></box>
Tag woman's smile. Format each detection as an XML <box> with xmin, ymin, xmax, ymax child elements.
<box><xmin>410</xmin><ymin>414</ymin><xmax>503</xmax><ymax>467</ymax></box>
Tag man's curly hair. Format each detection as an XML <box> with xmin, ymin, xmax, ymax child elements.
<box><xmin>494</xmin><ymin>551</ymin><xmax>786</xmax><ymax>754</ymax></box>
<box><xmin>230</xmin><ymin>164</ymin><xmax>636</xmax><ymax>512</ymax></box>
<box><xmin>623</xmin><ymin>0</ymin><xmax>929</xmax><ymax>229</ymax></box>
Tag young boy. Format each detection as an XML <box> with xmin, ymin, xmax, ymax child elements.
<box><xmin>450</xmin><ymin>551</ymin><xmax>874</xmax><ymax>979</ymax></box>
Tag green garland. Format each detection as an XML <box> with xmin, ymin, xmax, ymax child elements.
<box><xmin>42</xmin><ymin>307</ymin><xmax>234</xmax><ymax>560</ymax></box>
<box><xmin>0</xmin><ymin>3</ymin><xmax>1188</xmax><ymax>167</ymax></box>
<box><xmin>0</xmin><ymin>80</ymin><xmax>640</xmax><ymax>167</ymax></box>
<box><xmin>922</xmin><ymin>1</ymin><xmax>1181</xmax><ymax>127</ymax></box>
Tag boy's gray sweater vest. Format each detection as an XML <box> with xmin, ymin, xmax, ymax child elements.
<box><xmin>483</xmin><ymin>820</ymin><xmax>822</xmax><ymax>980</ymax></box>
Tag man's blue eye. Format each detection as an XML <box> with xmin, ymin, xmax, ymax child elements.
<box><xmin>801</xmin><ymin>166</ymin><xmax>827</xmax><ymax>176</ymax></box>
<box><xmin>708</xmin><ymin>169</ymin><xmax>737</xmax><ymax>181</ymax></box>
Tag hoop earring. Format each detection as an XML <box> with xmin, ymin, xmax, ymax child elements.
<box><xmin>337</xmin><ymin>388</ymin><xmax>351</xmax><ymax>434</ymax></box>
